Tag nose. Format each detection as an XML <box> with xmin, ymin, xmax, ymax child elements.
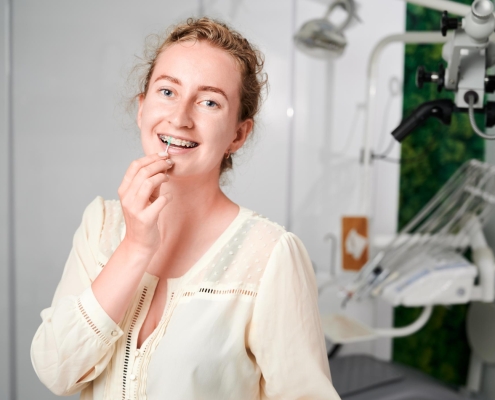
<box><xmin>168</xmin><ymin>100</ymin><xmax>194</xmax><ymax>129</ymax></box>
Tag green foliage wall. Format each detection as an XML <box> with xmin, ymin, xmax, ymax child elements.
<box><xmin>394</xmin><ymin>0</ymin><xmax>484</xmax><ymax>387</ymax></box>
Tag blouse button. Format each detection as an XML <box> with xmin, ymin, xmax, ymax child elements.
<box><xmin>129</xmin><ymin>374</ymin><xmax>136</xmax><ymax>381</ymax></box>
<box><xmin>111</xmin><ymin>330</ymin><xmax>118</xmax><ymax>336</ymax></box>
<box><xmin>135</xmin><ymin>350</ymin><xmax>141</xmax><ymax>357</ymax></box>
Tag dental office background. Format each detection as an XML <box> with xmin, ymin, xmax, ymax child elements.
<box><xmin>2</xmin><ymin>0</ymin><xmax>495</xmax><ymax>399</ymax></box>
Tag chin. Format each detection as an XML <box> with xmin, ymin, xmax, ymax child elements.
<box><xmin>172</xmin><ymin>164</ymin><xmax>222</xmax><ymax>182</ymax></box>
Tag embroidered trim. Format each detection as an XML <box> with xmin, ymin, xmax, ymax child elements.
<box><xmin>133</xmin><ymin>291</ymin><xmax>175</xmax><ymax>399</ymax></box>
<box><xmin>98</xmin><ymin>201</ymin><xmax>108</xmax><ymax>245</ymax></box>
<box><xmin>183</xmin><ymin>287</ymin><xmax>257</xmax><ymax>297</ymax></box>
<box><xmin>122</xmin><ymin>287</ymin><xmax>148</xmax><ymax>400</ymax></box>
<box><xmin>77</xmin><ymin>299</ymin><xmax>111</xmax><ymax>347</ymax></box>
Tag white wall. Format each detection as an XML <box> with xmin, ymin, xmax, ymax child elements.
<box><xmin>1</xmin><ymin>1</ymin><xmax>11</xmax><ymax>398</ymax></box>
<box><xmin>8</xmin><ymin>1</ymin><xmax>406</xmax><ymax>398</ymax></box>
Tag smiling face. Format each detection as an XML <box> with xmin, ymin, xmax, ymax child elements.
<box><xmin>137</xmin><ymin>40</ymin><xmax>253</xmax><ymax>181</ymax></box>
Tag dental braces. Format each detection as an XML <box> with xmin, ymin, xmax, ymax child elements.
<box><xmin>159</xmin><ymin>135</ymin><xmax>198</xmax><ymax>148</ymax></box>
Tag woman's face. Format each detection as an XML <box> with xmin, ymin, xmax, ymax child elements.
<box><xmin>137</xmin><ymin>40</ymin><xmax>253</xmax><ymax>181</ymax></box>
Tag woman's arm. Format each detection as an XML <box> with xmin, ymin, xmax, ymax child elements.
<box><xmin>31</xmin><ymin>153</ymin><xmax>172</xmax><ymax>396</ymax></box>
<box><xmin>31</xmin><ymin>197</ymin><xmax>124</xmax><ymax>396</ymax></box>
<box><xmin>248</xmin><ymin>232</ymin><xmax>341</xmax><ymax>400</ymax></box>
<box><xmin>91</xmin><ymin>153</ymin><xmax>172</xmax><ymax>323</ymax></box>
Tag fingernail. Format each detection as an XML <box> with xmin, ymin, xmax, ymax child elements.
<box><xmin>158</xmin><ymin>151</ymin><xmax>168</xmax><ymax>157</ymax></box>
<box><xmin>166</xmin><ymin>159</ymin><xmax>174</xmax><ymax>165</ymax></box>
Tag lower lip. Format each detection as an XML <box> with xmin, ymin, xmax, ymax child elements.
<box><xmin>159</xmin><ymin>139</ymin><xmax>199</xmax><ymax>155</ymax></box>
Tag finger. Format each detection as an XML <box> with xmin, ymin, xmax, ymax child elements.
<box><xmin>119</xmin><ymin>152</ymin><xmax>170</xmax><ymax>196</ymax></box>
<box><xmin>119</xmin><ymin>158</ymin><xmax>173</xmax><ymax>204</ymax></box>
<box><xmin>140</xmin><ymin>193</ymin><xmax>173</xmax><ymax>222</ymax></box>
<box><xmin>134</xmin><ymin>172</ymin><xmax>170</xmax><ymax>210</ymax></box>
<box><xmin>126</xmin><ymin>159</ymin><xmax>173</xmax><ymax>203</ymax></box>
<box><xmin>149</xmin><ymin>173</ymin><xmax>170</xmax><ymax>203</ymax></box>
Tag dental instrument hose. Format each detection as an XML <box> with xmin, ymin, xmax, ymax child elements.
<box><xmin>467</xmin><ymin>92</ymin><xmax>495</xmax><ymax>140</ymax></box>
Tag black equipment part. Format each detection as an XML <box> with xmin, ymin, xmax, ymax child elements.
<box><xmin>486</xmin><ymin>76</ymin><xmax>495</xmax><ymax>93</ymax></box>
<box><xmin>441</xmin><ymin>10</ymin><xmax>461</xmax><ymax>36</ymax></box>
<box><xmin>485</xmin><ymin>102</ymin><xmax>495</xmax><ymax>127</ymax></box>
<box><xmin>416</xmin><ymin>66</ymin><xmax>430</xmax><ymax>89</ymax></box>
<box><xmin>416</xmin><ymin>64</ymin><xmax>445</xmax><ymax>92</ymax></box>
<box><xmin>392</xmin><ymin>99</ymin><xmax>453</xmax><ymax>142</ymax></box>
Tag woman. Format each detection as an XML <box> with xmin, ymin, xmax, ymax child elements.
<box><xmin>31</xmin><ymin>17</ymin><xmax>341</xmax><ymax>400</ymax></box>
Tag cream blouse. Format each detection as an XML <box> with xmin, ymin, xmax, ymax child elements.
<box><xmin>31</xmin><ymin>196</ymin><xmax>341</xmax><ymax>400</ymax></box>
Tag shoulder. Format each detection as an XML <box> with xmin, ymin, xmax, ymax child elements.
<box><xmin>228</xmin><ymin>210</ymin><xmax>315</xmax><ymax>296</ymax></box>
<box><xmin>238</xmin><ymin>206</ymin><xmax>286</xmax><ymax>238</ymax></box>
<box><xmin>238</xmin><ymin>206</ymin><xmax>306</xmax><ymax>248</ymax></box>
<box><xmin>80</xmin><ymin>196</ymin><xmax>123</xmax><ymax>233</ymax></box>
<box><xmin>234</xmin><ymin>207</ymin><xmax>289</xmax><ymax>255</ymax></box>
<box><xmin>235</xmin><ymin>206</ymin><xmax>309</xmax><ymax>264</ymax></box>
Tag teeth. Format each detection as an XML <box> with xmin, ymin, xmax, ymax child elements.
<box><xmin>159</xmin><ymin>135</ymin><xmax>198</xmax><ymax>148</ymax></box>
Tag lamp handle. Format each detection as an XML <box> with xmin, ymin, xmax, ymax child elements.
<box><xmin>324</xmin><ymin>0</ymin><xmax>355</xmax><ymax>32</ymax></box>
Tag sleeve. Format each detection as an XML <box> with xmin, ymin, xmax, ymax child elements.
<box><xmin>30</xmin><ymin>196</ymin><xmax>125</xmax><ymax>396</ymax></box>
<box><xmin>249</xmin><ymin>232</ymin><xmax>341</xmax><ymax>400</ymax></box>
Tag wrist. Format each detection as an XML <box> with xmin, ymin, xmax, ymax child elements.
<box><xmin>119</xmin><ymin>237</ymin><xmax>157</xmax><ymax>261</ymax></box>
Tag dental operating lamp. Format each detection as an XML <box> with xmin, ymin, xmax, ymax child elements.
<box><xmin>392</xmin><ymin>0</ymin><xmax>495</xmax><ymax>142</ymax></box>
<box><xmin>294</xmin><ymin>0</ymin><xmax>360</xmax><ymax>59</ymax></box>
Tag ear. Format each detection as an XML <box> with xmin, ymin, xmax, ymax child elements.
<box><xmin>136</xmin><ymin>94</ymin><xmax>145</xmax><ymax>129</ymax></box>
<box><xmin>230</xmin><ymin>118</ymin><xmax>254</xmax><ymax>153</ymax></box>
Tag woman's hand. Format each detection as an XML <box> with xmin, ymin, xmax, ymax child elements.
<box><xmin>118</xmin><ymin>153</ymin><xmax>174</xmax><ymax>253</ymax></box>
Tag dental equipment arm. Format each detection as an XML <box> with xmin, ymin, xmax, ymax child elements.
<box><xmin>321</xmin><ymin>305</ymin><xmax>433</xmax><ymax>344</ymax></box>
<box><xmin>393</xmin><ymin>0</ymin><xmax>495</xmax><ymax>142</ymax></box>
<box><xmin>374</xmin><ymin>305</ymin><xmax>433</xmax><ymax>337</ymax></box>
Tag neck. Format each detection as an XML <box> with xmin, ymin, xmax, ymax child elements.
<box><xmin>157</xmin><ymin>172</ymin><xmax>234</xmax><ymax>234</ymax></box>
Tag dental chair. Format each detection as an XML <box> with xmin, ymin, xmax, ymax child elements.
<box><xmin>329</xmin><ymin>354</ymin><xmax>486</xmax><ymax>400</ymax></box>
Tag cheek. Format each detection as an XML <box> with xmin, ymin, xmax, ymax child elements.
<box><xmin>206</xmin><ymin>129</ymin><xmax>235</xmax><ymax>154</ymax></box>
<box><xmin>198</xmin><ymin>113</ymin><xmax>237</xmax><ymax>143</ymax></box>
<box><xmin>140</xmin><ymin>101</ymin><xmax>172</xmax><ymax>127</ymax></box>
<box><xmin>142</xmin><ymin>106</ymin><xmax>159</xmax><ymax>126</ymax></box>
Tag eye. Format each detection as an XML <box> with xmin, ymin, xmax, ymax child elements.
<box><xmin>201</xmin><ymin>100</ymin><xmax>219</xmax><ymax>108</ymax></box>
<box><xmin>160</xmin><ymin>88</ymin><xmax>173</xmax><ymax>97</ymax></box>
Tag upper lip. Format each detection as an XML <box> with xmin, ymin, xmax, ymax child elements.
<box><xmin>157</xmin><ymin>133</ymin><xmax>199</xmax><ymax>144</ymax></box>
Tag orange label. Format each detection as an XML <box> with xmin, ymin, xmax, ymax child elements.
<box><xmin>342</xmin><ymin>216</ymin><xmax>369</xmax><ymax>271</ymax></box>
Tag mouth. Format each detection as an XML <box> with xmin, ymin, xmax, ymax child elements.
<box><xmin>158</xmin><ymin>134</ymin><xmax>199</xmax><ymax>149</ymax></box>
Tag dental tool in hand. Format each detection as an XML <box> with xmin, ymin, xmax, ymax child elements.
<box><xmin>165</xmin><ymin>138</ymin><xmax>171</xmax><ymax>154</ymax></box>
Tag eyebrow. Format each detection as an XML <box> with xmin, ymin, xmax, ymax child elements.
<box><xmin>154</xmin><ymin>74</ymin><xmax>229</xmax><ymax>101</ymax></box>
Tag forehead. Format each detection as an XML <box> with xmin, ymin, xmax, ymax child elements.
<box><xmin>152</xmin><ymin>40</ymin><xmax>241</xmax><ymax>94</ymax></box>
